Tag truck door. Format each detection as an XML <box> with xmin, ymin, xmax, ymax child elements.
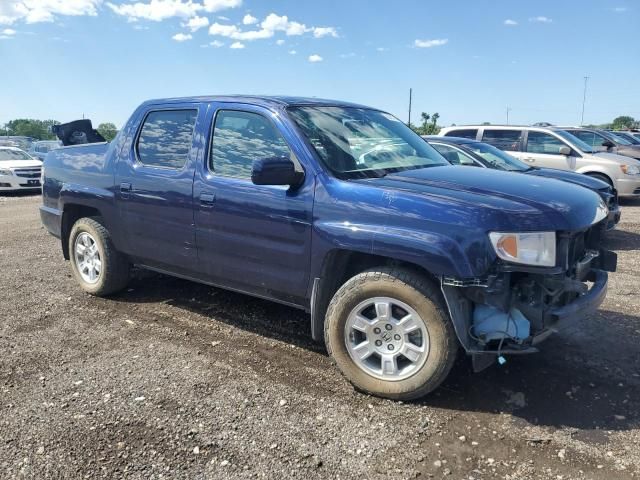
<box><xmin>193</xmin><ymin>104</ymin><xmax>314</xmax><ymax>306</ymax></box>
<box><xmin>114</xmin><ymin>104</ymin><xmax>203</xmax><ymax>274</ymax></box>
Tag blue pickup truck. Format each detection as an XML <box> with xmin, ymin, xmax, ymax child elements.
<box><xmin>41</xmin><ymin>96</ymin><xmax>617</xmax><ymax>400</ymax></box>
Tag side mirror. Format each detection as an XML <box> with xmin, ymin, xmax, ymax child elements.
<box><xmin>559</xmin><ymin>146</ymin><xmax>571</xmax><ymax>156</ymax></box>
<box><xmin>601</xmin><ymin>140</ymin><xmax>615</xmax><ymax>149</ymax></box>
<box><xmin>251</xmin><ymin>156</ymin><xmax>304</xmax><ymax>187</ymax></box>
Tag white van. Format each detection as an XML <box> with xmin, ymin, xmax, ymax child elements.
<box><xmin>438</xmin><ymin>125</ymin><xmax>640</xmax><ymax>197</ymax></box>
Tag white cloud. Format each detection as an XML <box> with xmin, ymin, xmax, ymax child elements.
<box><xmin>276</xmin><ymin>39</ymin><xmax>284</xmax><ymax>45</ymax></box>
<box><xmin>210</xmin><ymin>39</ymin><xmax>224</xmax><ymax>47</ymax></box>
<box><xmin>376</xmin><ymin>47</ymin><xmax>388</xmax><ymax>52</ymax></box>
<box><xmin>504</xmin><ymin>19</ymin><xmax>518</xmax><ymax>26</ymax></box>
<box><xmin>0</xmin><ymin>0</ymin><xmax>101</xmax><ymax>25</ymax></box>
<box><xmin>613</xmin><ymin>6</ymin><xmax>627</xmax><ymax>12</ymax></box>
<box><xmin>339</xmin><ymin>52</ymin><xmax>356</xmax><ymax>58</ymax></box>
<box><xmin>208</xmin><ymin>12</ymin><xmax>337</xmax><ymax>44</ymax></box>
<box><xmin>242</xmin><ymin>13</ymin><xmax>257</xmax><ymax>24</ymax></box>
<box><xmin>529</xmin><ymin>16</ymin><xmax>552</xmax><ymax>23</ymax></box>
<box><xmin>230</xmin><ymin>41</ymin><xmax>244</xmax><ymax>48</ymax></box>
<box><xmin>108</xmin><ymin>0</ymin><xmax>199</xmax><ymax>21</ymax></box>
<box><xmin>414</xmin><ymin>38</ymin><xmax>448</xmax><ymax>48</ymax></box>
<box><xmin>2</xmin><ymin>28</ymin><xmax>17</xmax><ymax>35</ymax></box>
<box><xmin>107</xmin><ymin>0</ymin><xmax>240</xmax><ymax>22</ymax></box>
<box><xmin>312</xmin><ymin>26</ymin><xmax>337</xmax><ymax>38</ymax></box>
<box><xmin>183</xmin><ymin>15</ymin><xmax>209</xmax><ymax>31</ymax></box>
<box><xmin>172</xmin><ymin>32</ymin><xmax>192</xmax><ymax>41</ymax></box>
<box><xmin>202</xmin><ymin>0</ymin><xmax>241</xmax><ymax>12</ymax></box>
<box><xmin>308</xmin><ymin>54</ymin><xmax>322</xmax><ymax>62</ymax></box>
<box><xmin>288</xmin><ymin>49</ymin><xmax>296</xmax><ymax>55</ymax></box>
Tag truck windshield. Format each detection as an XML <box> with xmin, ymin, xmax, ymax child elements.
<box><xmin>288</xmin><ymin>106</ymin><xmax>448</xmax><ymax>178</ymax></box>
<box><xmin>464</xmin><ymin>142</ymin><xmax>529</xmax><ymax>171</ymax></box>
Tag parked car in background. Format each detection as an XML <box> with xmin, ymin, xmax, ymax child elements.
<box><xmin>438</xmin><ymin>125</ymin><xmax>640</xmax><ymax>197</ymax></box>
<box><xmin>41</xmin><ymin>95</ymin><xmax>617</xmax><ymax>400</ymax></box>
<box><xmin>424</xmin><ymin>136</ymin><xmax>620</xmax><ymax>230</ymax></box>
<box><xmin>608</xmin><ymin>131</ymin><xmax>640</xmax><ymax>145</ymax></box>
<box><xmin>0</xmin><ymin>146</ymin><xmax>42</xmax><ymax>192</ymax></box>
<box><xmin>0</xmin><ymin>136</ymin><xmax>35</xmax><ymax>151</ymax></box>
<box><xmin>29</xmin><ymin>140</ymin><xmax>62</xmax><ymax>161</ymax></box>
<box><xmin>561</xmin><ymin>127</ymin><xmax>640</xmax><ymax>160</ymax></box>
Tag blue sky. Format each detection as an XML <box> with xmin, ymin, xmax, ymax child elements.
<box><xmin>1</xmin><ymin>0</ymin><xmax>638</xmax><ymax>128</ymax></box>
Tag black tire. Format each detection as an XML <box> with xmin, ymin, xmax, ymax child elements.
<box><xmin>68</xmin><ymin>217</ymin><xmax>130</xmax><ymax>296</ymax></box>
<box><xmin>324</xmin><ymin>268</ymin><xmax>458</xmax><ymax>400</ymax></box>
<box><xmin>587</xmin><ymin>172</ymin><xmax>613</xmax><ymax>187</ymax></box>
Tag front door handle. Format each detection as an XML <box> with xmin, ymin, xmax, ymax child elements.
<box><xmin>524</xmin><ymin>158</ymin><xmax>536</xmax><ymax>162</ymax></box>
<box><xmin>120</xmin><ymin>182</ymin><xmax>132</xmax><ymax>192</ymax></box>
<box><xmin>200</xmin><ymin>193</ymin><xmax>216</xmax><ymax>206</ymax></box>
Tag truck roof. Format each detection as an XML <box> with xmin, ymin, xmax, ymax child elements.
<box><xmin>141</xmin><ymin>95</ymin><xmax>377</xmax><ymax>110</ymax></box>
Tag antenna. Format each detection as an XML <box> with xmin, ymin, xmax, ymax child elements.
<box><xmin>580</xmin><ymin>76</ymin><xmax>589</xmax><ymax>126</ymax></box>
<box><xmin>408</xmin><ymin>88</ymin><xmax>412</xmax><ymax>127</ymax></box>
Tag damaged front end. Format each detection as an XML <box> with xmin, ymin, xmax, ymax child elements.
<box><xmin>441</xmin><ymin>220</ymin><xmax>617</xmax><ymax>372</ymax></box>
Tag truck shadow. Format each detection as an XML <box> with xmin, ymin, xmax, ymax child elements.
<box><xmin>423</xmin><ymin>309</ymin><xmax>640</xmax><ymax>435</ymax></box>
<box><xmin>604</xmin><ymin>228</ymin><xmax>640</xmax><ymax>251</ymax></box>
<box><xmin>111</xmin><ymin>270</ymin><xmax>640</xmax><ymax>434</ymax></box>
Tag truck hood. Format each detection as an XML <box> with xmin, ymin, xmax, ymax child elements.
<box><xmin>525</xmin><ymin>167</ymin><xmax>610</xmax><ymax>192</ymax></box>
<box><xmin>0</xmin><ymin>159</ymin><xmax>42</xmax><ymax>169</ymax></box>
<box><xmin>362</xmin><ymin>166</ymin><xmax>605</xmax><ymax>232</ymax></box>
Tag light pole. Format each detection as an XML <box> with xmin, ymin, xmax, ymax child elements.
<box><xmin>506</xmin><ymin>107</ymin><xmax>512</xmax><ymax>125</ymax></box>
<box><xmin>580</xmin><ymin>76</ymin><xmax>589</xmax><ymax>126</ymax></box>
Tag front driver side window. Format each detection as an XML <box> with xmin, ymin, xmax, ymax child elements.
<box><xmin>526</xmin><ymin>132</ymin><xmax>567</xmax><ymax>155</ymax></box>
<box><xmin>210</xmin><ymin>110</ymin><xmax>292</xmax><ymax>179</ymax></box>
<box><xmin>571</xmin><ymin>130</ymin><xmax>605</xmax><ymax>148</ymax></box>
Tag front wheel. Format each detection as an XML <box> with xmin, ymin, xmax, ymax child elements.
<box><xmin>68</xmin><ymin>217</ymin><xmax>130</xmax><ymax>296</ymax></box>
<box><xmin>325</xmin><ymin>268</ymin><xmax>458</xmax><ymax>400</ymax></box>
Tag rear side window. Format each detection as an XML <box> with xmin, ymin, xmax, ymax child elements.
<box><xmin>210</xmin><ymin>110</ymin><xmax>291</xmax><ymax>179</ymax></box>
<box><xmin>136</xmin><ymin>109</ymin><xmax>197</xmax><ymax>168</ymax></box>
<box><xmin>526</xmin><ymin>131</ymin><xmax>567</xmax><ymax>154</ymax></box>
<box><xmin>444</xmin><ymin>129</ymin><xmax>478</xmax><ymax>140</ymax></box>
<box><xmin>481</xmin><ymin>130</ymin><xmax>522</xmax><ymax>151</ymax></box>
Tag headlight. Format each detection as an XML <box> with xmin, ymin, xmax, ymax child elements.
<box><xmin>0</xmin><ymin>168</ymin><xmax>12</xmax><ymax>176</ymax></box>
<box><xmin>489</xmin><ymin>231</ymin><xmax>556</xmax><ymax>267</ymax></box>
<box><xmin>621</xmin><ymin>164</ymin><xmax>640</xmax><ymax>175</ymax></box>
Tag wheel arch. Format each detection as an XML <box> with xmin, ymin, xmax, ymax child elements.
<box><xmin>61</xmin><ymin>204</ymin><xmax>102</xmax><ymax>259</ymax></box>
<box><xmin>310</xmin><ymin>249</ymin><xmax>441</xmax><ymax>342</ymax></box>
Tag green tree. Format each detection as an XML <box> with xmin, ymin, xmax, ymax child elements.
<box><xmin>611</xmin><ymin>116</ymin><xmax>636</xmax><ymax>130</ymax></box>
<box><xmin>97</xmin><ymin>122</ymin><xmax>118</xmax><ymax>141</ymax></box>
<box><xmin>3</xmin><ymin>119</ymin><xmax>59</xmax><ymax>140</ymax></box>
<box><xmin>411</xmin><ymin>112</ymin><xmax>441</xmax><ymax>135</ymax></box>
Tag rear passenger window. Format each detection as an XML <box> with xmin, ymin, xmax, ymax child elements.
<box><xmin>210</xmin><ymin>110</ymin><xmax>291</xmax><ymax>179</ymax></box>
<box><xmin>444</xmin><ymin>129</ymin><xmax>478</xmax><ymax>140</ymax></box>
<box><xmin>136</xmin><ymin>109</ymin><xmax>197</xmax><ymax>168</ymax></box>
<box><xmin>481</xmin><ymin>130</ymin><xmax>522</xmax><ymax>151</ymax></box>
<box><xmin>526</xmin><ymin>132</ymin><xmax>567</xmax><ymax>154</ymax></box>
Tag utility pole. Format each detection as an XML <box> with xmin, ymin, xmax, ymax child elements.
<box><xmin>408</xmin><ymin>88</ymin><xmax>412</xmax><ymax>127</ymax></box>
<box><xmin>506</xmin><ymin>106</ymin><xmax>512</xmax><ymax>125</ymax></box>
<box><xmin>580</xmin><ymin>76</ymin><xmax>589</xmax><ymax>126</ymax></box>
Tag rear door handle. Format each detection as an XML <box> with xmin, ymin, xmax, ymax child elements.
<box><xmin>524</xmin><ymin>158</ymin><xmax>536</xmax><ymax>162</ymax></box>
<box><xmin>200</xmin><ymin>193</ymin><xmax>216</xmax><ymax>206</ymax></box>
<box><xmin>120</xmin><ymin>182</ymin><xmax>132</xmax><ymax>192</ymax></box>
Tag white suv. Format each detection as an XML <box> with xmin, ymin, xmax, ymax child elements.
<box><xmin>438</xmin><ymin>125</ymin><xmax>640</xmax><ymax>197</ymax></box>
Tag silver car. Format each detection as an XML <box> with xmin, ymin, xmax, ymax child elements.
<box><xmin>438</xmin><ymin>125</ymin><xmax>640</xmax><ymax>197</ymax></box>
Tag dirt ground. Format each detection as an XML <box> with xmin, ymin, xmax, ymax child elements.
<box><xmin>1</xmin><ymin>192</ymin><xmax>639</xmax><ymax>480</ymax></box>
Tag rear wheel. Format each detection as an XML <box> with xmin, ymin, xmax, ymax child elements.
<box><xmin>325</xmin><ymin>268</ymin><xmax>458</xmax><ymax>400</ymax></box>
<box><xmin>69</xmin><ymin>217</ymin><xmax>130</xmax><ymax>296</ymax></box>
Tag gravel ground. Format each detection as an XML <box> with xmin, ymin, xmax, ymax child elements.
<box><xmin>1</xmin><ymin>192</ymin><xmax>639</xmax><ymax>480</ymax></box>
